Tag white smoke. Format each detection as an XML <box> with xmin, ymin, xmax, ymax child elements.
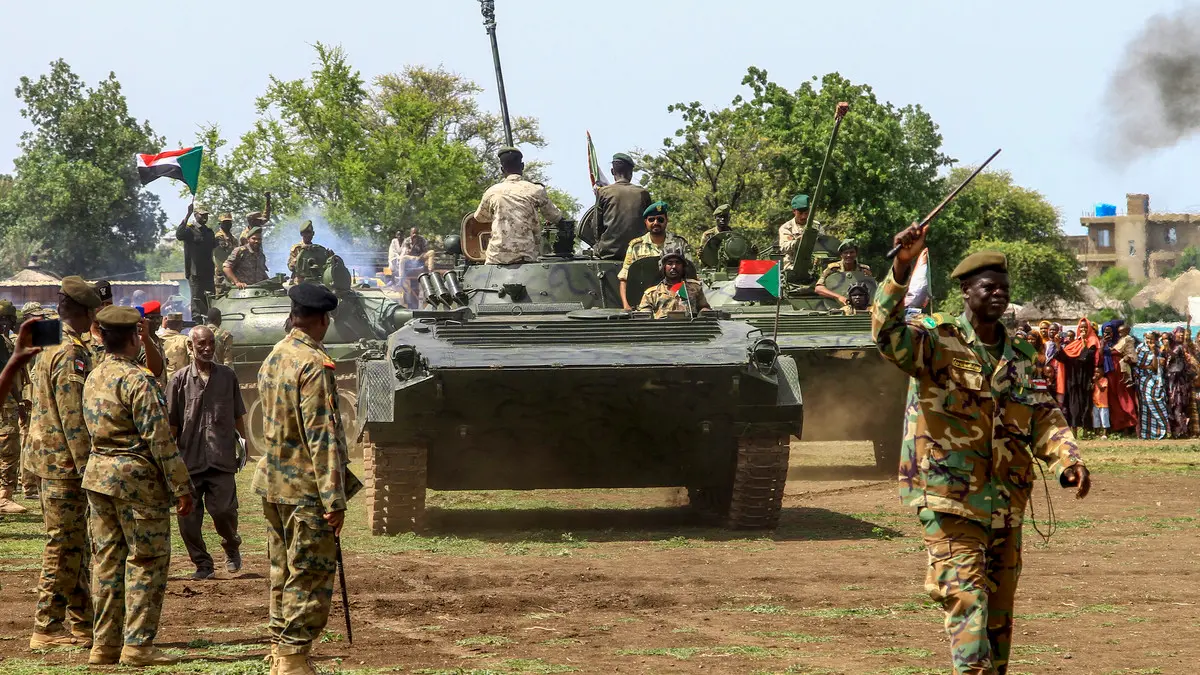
<box><xmin>261</xmin><ymin>207</ymin><xmax>383</xmax><ymax>280</ymax></box>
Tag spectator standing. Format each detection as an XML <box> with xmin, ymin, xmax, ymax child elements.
<box><xmin>1053</xmin><ymin>318</ymin><xmax>1099</xmax><ymax>433</ymax></box>
<box><xmin>1164</xmin><ymin>329</ymin><xmax>1194</xmax><ymax>437</ymax></box>
<box><xmin>1135</xmin><ymin>332</ymin><xmax>1169</xmax><ymax>440</ymax></box>
<box><xmin>167</xmin><ymin>326</ymin><xmax>249</xmax><ymax>580</ymax></box>
<box><xmin>1092</xmin><ymin>366</ymin><xmax>1110</xmax><ymax>439</ymax></box>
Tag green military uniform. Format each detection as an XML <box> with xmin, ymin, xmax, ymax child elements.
<box><xmin>254</xmin><ymin>285</ymin><xmax>361</xmax><ymax>666</ymax></box>
<box><xmin>82</xmin><ymin>306</ymin><xmax>191</xmax><ymax>663</ymax></box>
<box><xmin>209</xmin><ymin>324</ymin><xmax>234</xmax><ymax>367</ymax></box>
<box><xmin>872</xmin><ymin>253</ymin><xmax>1084</xmax><ymax>675</ymax></box>
<box><xmin>700</xmin><ymin>204</ymin><xmax>732</xmax><ymax>249</ymax></box>
<box><xmin>287</xmin><ymin>221</ymin><xmax>332</xmax><ymax>283</ymax></box>
<box><xmin>225</xmin><ymin>232</ymin><xmax>270</xmax><ymax>286</ymax></box>
<box><xmin>213</xmin><ymin>216</ymin><xmax>238</xmax><ymax>292</ymax></box>
<box><xmin>817</xmin><ymin>260</ymin><xmax>873</xmax><ymax>287</ymax></box>
<box><xmin>27</xmin><ymin>277</ymin><xmax>100</xmax><ymax>645</ymax></box>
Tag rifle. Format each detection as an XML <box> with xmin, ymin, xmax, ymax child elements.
<box><xmin>886</xmin><ymin>148</ymin><xmax>1002</xmax><ymax>259</ymax></box>
<box><xmin>335</xmin><ymin>536</ymin><xmax>353</xmax><ymax>644</ymax></box>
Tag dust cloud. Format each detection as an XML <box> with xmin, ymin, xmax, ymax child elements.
<box><xmin>261</xmin><ymin>207</ymin><xmax>380</xmax><ymax>278</ymax></box>
<box><xmin>1104</xmin><ymin>6</ymin><xmax>1200</xmax><ymax>163</ymax></box>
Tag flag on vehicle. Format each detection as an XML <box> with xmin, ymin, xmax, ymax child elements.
<box><xmin>135</xmin><ymin>146</ymin><xmax>203</xmax><ymax>194</ymax></box>
<box><xmin>587</xmin><ymin>131</ymin><xmax>609</xmax><ymax>188</ymax></box>
<box><xmin>670</xmin><ymin>281</ymin><xmax>688</xmax><ymax>300</ymax></box>
<box><xmin>904</xmin><ymin>248</ymin><xmax>931</xmax><ymax>311</ymax></box>
<box><xmin>734</xmin><ymin>260</ymin><xmax>781</xmax><ymax>301</ymax></box>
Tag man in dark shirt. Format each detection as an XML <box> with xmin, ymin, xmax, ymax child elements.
<box><xmin>166</xmin><ymin>325</ymin><xmax>250</xmax><ymax>579</ymax></box>
<box><xmin>593</xmin><ymin>153</ymin><xmax>652</xmax><ymax>260</ymax></box>
<box><xmin>174</xmin><ymin>204</ymin><xmax>217</xmax><ymax>315</ymax></box>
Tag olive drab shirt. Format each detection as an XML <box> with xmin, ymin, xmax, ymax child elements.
<box><xmin>287</xmin><ymin>242</ymin><xmax>331</xmax><ymax>282</ymax></box>
<box><xmin>817</xmin><ymin>261</ymin><xmax>873</xmax><ymax>287</ymax></box>
<box><xmin>81</xmin><ymin>355</ymin><xmax>191</xmax><ymax>508</ymax></box>
<box><xmin>593</xmin><ymin>178</ymin><xmax>652</xmax><ymax>260</ymax></box>
<box><xmin>213</xmin><ymin>229</ymin><xmax>238</xmax><ymax>281</ymax></box>
<box><xmin>209</xmin><ymin>324</ymin><xmax>234</xmax><ymax>366</ymax></box>
<box><xmin>617</xmin><ymin>232</ymin><xmax>691</xmax><ymax>281</ymax></box>
<box><xmin>473</xmin><ymin>174</ymin><xmax>563</xmax><ymax>265</ymax></box>
<box><xmin>872</xmin><ymin>269</ymin><xmax>1084</xmax><ymax>528</ymax></box>
<box><xmin>160</xmin><ymin>330</ymin><xmax>192</xmax><ymax>381</ymax></box>
<box><xmin>226</xmin><ymin>244</ymin><xmax>269</xmax><ymax>285</ymax></box>
<box><xmin>251</xmin><ymin>329</ymin><xmax>362</xmax><ymax>513</ymax></box>
<box><xmin>637</xmin><ymin>279</ymin><xmax>708</xmax><ymax>319</ymax></box>
<box><xmin>24</xmin><ymin>324</ymin><xmax>92</xmax><ymax>483</ymax></box>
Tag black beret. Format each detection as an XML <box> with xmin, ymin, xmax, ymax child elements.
<box><xmin>288</xmin><ymin>283</ymin><xmax>338</xmax><ymax>313</ymax></box>
<box><xmin>497</xmin><ymin>146</ymin><xmax>522</xmax><ymax>161</ymax></box>
<box><xmin>96</xmin><ymin>306</ymin><xmax>142</xmax><ymax>328</ymax></box>
<box><xmin>93</xmin><ymin>280</ymin><xmax>113</xmax><ymax>302</ymax></box>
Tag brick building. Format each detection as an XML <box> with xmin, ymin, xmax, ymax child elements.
<box><xmin>1075</xmin><ymin>193</ymin><xmax>1199</xmax><ymax>282</ymax></box>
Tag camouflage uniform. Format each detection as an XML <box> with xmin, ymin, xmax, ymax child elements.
<box><xmin>778</xmin><ymin>218</ymin><xmax>806</xmax><ymax>270</ymax></box>
<box><xmin>617</xmin><ymin>232</ymin><xmax>691</xmax><ymax>281</ymax></box>
<box><xmin>253</xmin><ymin>329</ymin><xmax>361</xmax><ymax>656</ymax></box>
<box><xmin>472</xmin><ymin>174</ymin><xmax>563</xmax><ymax>264</ymax></box>
<box><xmin>637</xmin><ymin>279</ymin><xmax>708</xmax><ymax>319</ymax></box>
<box><xmin>159</xmin><ymin>329</ymin><xmax>191</xmax><ymax>381</ymax></box>
<box><xmin>872</xmin><ymin>268</ymin><xmax>1084</xmax><ymax>675</ymax></box>
<box><xmin>287</xmin><ymin>243</ymin><xmax>331</xmax><ymax>283</ymax></box>
<box><xmin>699</xmin><ymin>226</ymin><xmax>725</xmax><ymax>249</ymax></box>
<box><xmin>213</xmin><ymin>227</ymin><xmax>238</xmax><ymax>292</ymax></box>
<box><xmin>0</xmin><ymin>334</ymin><xmax>26</xmax><ymax>494</ymax></box>
<box><xmin>26</xmin><ymin>324</ymin><xmax>94</xmax><ymax>637</ymax></box>
<box><xmin>225</xmin><ymin>245</ymin><xmax>269</xmax><ymax>285</ymax></box>
<box><xmin>209</xmin><ymin>324</ymin><xmax>234</xmax><ymax>367</ymax></box>
<box><xmin>817</xmin><ymin>260</ymin><xmax>873</xmax><ymax>287</ymax></box>
<box><xmin>82</xmin><ymin>355</ymin><xmax>192</xmax><ymax>649</ymax></box>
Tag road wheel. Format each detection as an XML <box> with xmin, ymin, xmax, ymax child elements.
<box><xmin>364</xmin><ymin>442</ymin><xmax>427</xmax><ymax>535</ymax></box>
<box><xmin>726</xmin><ymin>436</ymin><xmax>790</xmax><ymax>530</ymax></box>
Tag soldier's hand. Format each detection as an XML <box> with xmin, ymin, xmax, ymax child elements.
<box><xmin>324</xmin><ymin>509</ymin><xmax>346</xmax><ymax>536</ymax></box>
<box><xmin>1063</xmin><ymin>465</ymin><xmax>1091</xmax><ymax>499</ymax></box>
<box><xmin>176</xmin><ymin>493</ymin><xmax>195</xmax><ymax>517</ymax></box>
<box><xmin>12</xmin><ymin>319</ymin><xmax>43</xmax><ymax>366</ymax></box>
<box><xmin>892</xmin><ymin>221</ymin><xmax>927</xmax><ymax>269</ymax></box>
<box><xmin>187</xmin><ymin>203</ymin><xmax>194</xmax><ymax>216</ymax></box>
<box><xmin>236</xmin><ymin>282</ymin><xmax>247</xmax><ymax>290</ymax></box>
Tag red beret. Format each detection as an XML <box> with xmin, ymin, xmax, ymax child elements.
<box><xmin>140</xmin><ymin>300</ymin><xmax>162</xmax><ymax>315</ymax></box>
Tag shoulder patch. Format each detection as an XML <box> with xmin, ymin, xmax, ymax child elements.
<box><xmin>73</xmin><ymin>357</ymin><xmax>88</xmax><ymax>376</ymax></box>
<box><xmin>1013</xmin><ymin>338</ymin><xmax>1036</xmax><ymax>360</ymax></box>
<box><xmin>921</xmin><ymin>315</ymin><xmax>938</xmax><ymax>329</ymax></box>
<box><xmin>323</xmin><ymin>359</ymin><xmax>335</xmax><ymax>370</ymax></box>
<box><xmin>952</xmin><ymin>358</ymin><xmax>982</xmax><ymax>373</ymax></box>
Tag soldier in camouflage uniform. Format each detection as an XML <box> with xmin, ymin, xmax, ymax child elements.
<box><xmin>637</xmin><ymin>248</ymin><xmax>710</xmax><ymax>319</ymax></box>
<box><xmin>224</xmin><ymin>226</ymin><xmax>270</xmax><ymax>288</ymax></box>
<box><xmin>206</xmin><ymin>307</ymin><xmax>235</xmax><ymax>367</ymax></box>
<box><xmin>815</xmin><ymin>239</ymin><xmax>873</xmax><ymax>307</ymax></box>
<box><xmin>875</xmin><ymin>224</ymin><xmax>1092</xmax><ymax>675</ymax></box>
<box><xmin>778</xmin><ymin>194</ymin><xmax>810</xmax><ymax>270</ymax></box>
<box><xmin>619</xmin><ymin>201</ymin><xmax>690</xmax><ymax>310</ymax></box>
<box><xmin>287</xmin><ymin>220</ymin><xmax>333</xmax><ymax>284</ymax></box>
<box><xmin>255</xmin><ymin>283</ymin><xmax>361</xmax><ymax>675</ymax></box>
<box><xmin>0</xmin><ymin>301</ymin><xmax>28</xmax><ymax>515</ymax></box>
<box><xmin>82</xmin><ymin>305</ymin><xmax>194</xmax><ymax>666</ymax></box>
<box><xmin>213</xmin><ymin>213</ymin><xmax>238</xmax><ymax>294</ymax></box>
<box><xmin>159</xmin><ymin>312</ymin><xmax>192</xmax><ymax>380</ymax></box>
<box><xmin>26</xmin><ymin>276</ymin><xmax>101</xmax><ymax>649</ymax></box>
<box><xmin>472</xmin><ymin>146</ymin><xmax>564</xmax><ymax>265</ymax></box>
<box><xmin>699</xmin><ymin>204</ymin><xmax>732</xmax><ymax>249</ymax></box>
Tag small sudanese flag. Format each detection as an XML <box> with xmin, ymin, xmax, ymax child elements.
<box><xmin>733</xmin><ymin>260</ymin><xmax>781</xmax><ymax>301</ymax></box>
<box><xmin>135</xmin><ymin>146</ymin><xmax>203</xmax><ymax>194</ymax></box>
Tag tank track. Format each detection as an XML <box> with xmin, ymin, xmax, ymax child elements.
<box><xmin>364</xmin><ymin>442</ymin><xmax>428</xmax><ymax>535</ymax></box>
<box><xmin>725</xmin><ymin>435</ymin><xmax>790</xmax><ymax>530</ymax></box>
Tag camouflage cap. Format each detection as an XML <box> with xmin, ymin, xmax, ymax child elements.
<box><xmin>0</xmin><ymin>300</ymin><xmax>15</xmax><ymax>318</ymax></box>
<box><xmin>195</xmin><ymin>205</ymin><xmax>210</xmax><ymax>216</ymax></box>
<box><xmin>951</xmin><ymin>250</ymin><xmax>1008</xmax><ymax>281</ymax></box>
<box><xmin>246</xmin><ymin>211</ymin><xmax>267</xmax><ymax>225</ymax></box>
<box><xmin>612</xmin><ymin>152</ymin><xmax>635</xmax><ymax>168</ymax></box>
<box><xmin>218</xmin><ymin>212</ymin><xmax>233</xmax><ymax>223</ymax></box>
<box><xmin>790</xmin><ymin>194</ymin><xmax>810</xmax><ymax>211</ymax></box>
<box><xmin>300</xmin><ymin>219</ymin><xmax>314</xmax><ymax>233</ymax></box>
<box><xmin>713</xmin><ymin>204</ymin><xmax>731</xmax><ymax>217</ymax></box>
<box><xmin>660</xmin><ymin>246</ymin><xmax>687</xmax><ymax>264</ymax></box>
<box><xmin>60</xmin><ymin>275</ymin><xmax>102</xmax><ymax>309</ymax></box>
<box><xmin>166</xmin><ymin>312</ymin><xmax>183</xmax><ymax>321</ymax></box>
<box><xmin>20</xmin><ymin>301</ymin><xmax>43</xmax><ymax>315</ymax></box>
<box><xmin>643</xmin><ymin>201</ymin><xmax>669</xmax><ymax>218</ymax></box>
<box><xmin>96</xmin><ymin>306</ymin><xmax>142</xmax><ymax>328</ymax></box>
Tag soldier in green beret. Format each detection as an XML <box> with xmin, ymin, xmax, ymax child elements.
<box><xmin>593</xmin><ymin>152</ymin><xmax>652</xmax><ymax>260</ymax></box>
<box><xmin>874</xmin><ymin>222</ymin><xmax>1091</xmax><ymax>675</ymax></box>
<box><xmin>700</xmin><ymin>204</ymin><xmax>733</xmax><ymax>249</ymax></box>
<box><xmin>814</xmin><ymin>239</ymin><xmax>872</xmax><ymax>307</ymax></box>
<box><xmin>618</xmin><ymin>201</ymin><xmax>690</xmax><ymax>310</ymax></box>
<box><xmin>778</xmin><ymin>194</ymin><xmax>810</xmax><ymax>270</ymax></box>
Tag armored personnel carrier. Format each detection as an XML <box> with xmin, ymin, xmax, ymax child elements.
<box><xmin>354</xmin><ymin>217</ymin><xmax>803</xmax><ymax>535</ymax></box>
<box><xmin>207</xmin><ymin>257</ymin><xmax>411</xmax><ymax>451</ymax></box>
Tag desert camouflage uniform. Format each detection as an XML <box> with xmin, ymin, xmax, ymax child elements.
<box><xmin>473</xmin><ymin>174</ymin><xmax>563</xmax><ymax>264</ymax></box>
<box><xmin>82</xmin><ymin>355</ymin><xmax>191</xmax><ymax>649</ymax></box>
<box><xmin>0</xmin><ymin>334</ymin><xmax>26</xmax><ymax>492</ymax></box>
<box><xmin>209</xmin><ymin>324</ymin><xmax>234</xmax><ymax>366</ymax></box>
<box><xmin>778</xmin><ymin>218</ymin><xmax>807</xmax><ymax>270</ymax></box>
<box><xmin>872</xmin><ymin>268</ymin><xmax>1084</xmax><ymax>675</ymax></box>
<box><xmin>159</xmin><ymin>330</ymin><xmax>191</xmax><ymax>381</ymax></box>
<box><xmin>213</xmin><ymin>228</ymin><xmax>238</xmax><ymax>292</ymax></box>
<box><xmin>287</xmin><ymin>243</ymin><xmax>332</xmax><ymax>283</ymax></box>
<box><xmin>817</xmin><ymin>261</ymin><xmax>873</xmax><ymax>287</ymax></box>
<box><xmin>637</xmin><ymin>279</ymin><xmax>708</xmax><ymax>319</ymax></box>
<box><xmin>26</xmin><ymin>324</ymin><xmax>94</xmax><ymax>636</ymax></box>
<box><xmin>253</xmin><ymin>329</ymin><xmax>361</xmax><ymax>655</ymax></box>
<box><xmin>617</xmin><ymin>232</ymin><xmax>690</xmax><ymax>281</ymax></box>
<box><xmin>225</xmin><ymin>245</ymin><xmax>269</xmax><ymax>285</ymax></box>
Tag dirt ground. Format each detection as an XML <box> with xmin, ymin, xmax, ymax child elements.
<box><xmin>1</xmin><ymin>439</ymin><xmax>1198</xmax><ymax>675</ymax></box>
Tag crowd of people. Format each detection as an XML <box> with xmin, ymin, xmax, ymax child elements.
<box><xmin>1016</xmin><ymin>317</ymin><xmax>1199</xmax><ymax>440</ymax></box>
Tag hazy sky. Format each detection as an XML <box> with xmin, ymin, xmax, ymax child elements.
<box><xmin>1</xmin><ymin>0</ymin><xmax>1196</xmax><ymax>235</ymax></box>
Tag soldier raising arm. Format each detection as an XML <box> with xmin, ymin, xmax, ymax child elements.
<box><xmin>874</xmin><ymin>222</ymin><xmax>1090</xmax><ymax>675</ymax></box>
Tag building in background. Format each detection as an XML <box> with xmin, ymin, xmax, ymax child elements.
<box><xmin>1075</xmin><ymin>193</ymin><xmax>1200</xmax><ymax>282</ymax></box>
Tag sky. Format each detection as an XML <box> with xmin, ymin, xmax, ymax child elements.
<box><xmin>2</xmin><ymin>0</ymin><xmax>1198</xmax><ymax>237</ymax></box>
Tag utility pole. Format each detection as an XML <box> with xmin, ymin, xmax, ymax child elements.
<box><xmin>479</xmin><ymin>0</ymin><xmax>514</xmax><ymax>147</ymax></box>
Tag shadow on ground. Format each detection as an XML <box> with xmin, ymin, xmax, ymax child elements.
<box><xmin>788</xmin><ymin>465</ymin><xmax>892</xmax><ymax>481</ymax></box>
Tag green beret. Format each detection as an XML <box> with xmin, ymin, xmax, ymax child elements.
<box><xmin>643</xmin><ymin>201</ymin><xmax>669</xmax><ymax>218</ymax></box>
<box><xmin>288</xmin><ymin>282</ymin><xmax>338</xmax><ymax>313</ymax></box>
<box><xmin>790</xmin><ymin>194</ymin><xmax>810</xmax><ymax>211</ymax></box>
<box><xmin>837</xmin><ymin>239</ymin><xmax>858</xmax><ymax>253</ymax></box>
<box><xmin>246</xmin><ymin>226</ymin><xmax>263</xmax><ymax>238</ymax></box>
<box><xmin>60</xmin><ymin>275</ymin><xmax>102</xmax><ymax>309</ymax></box>
<box><xmin>300</xmin><ymin>219</ymin><xmax>314</xmax><ymax>233</ymax></box>
<box><xmin>0</xmin><ymin>300</ymin><xmax>14</xmax><ymax>318</ymax></box>
<box><xmin>246</xmin><ymin>211</ymin><xmax>267</xmax><ymax>225</ymax></box>
<box><xmin>194</xmin><ymin>205</ymin><xmax>210</xmax><ymax>216</ymax></box>
<box><xmin>951</xmin><ymin>250</ymin><xmax>1008</xmax><ymax>281</ymax></box>
<box><xmin>713</xmin><ymin>204</ymin><xmax>731</xmax><ymax>217</ymax></box>
<box><xmin>497</xmin><ymin>146</ymin><xmax>522</xmax><ymax>161</ymax></box>
<box><xmin>96</xmin><ymin>305</ymin><xmax>142</xmax><ymax>328</ymax></box>
<box><xmin>612</xmin><ymin>152</ymin><xmax>635</xmax><ymax>168</ymax></box>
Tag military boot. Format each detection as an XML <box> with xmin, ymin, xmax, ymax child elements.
<box><xmin>265</xmin><ymin>644</ymin><xmax>279</xmax><ymax>675</ymax></box>
<box><xmin>119</xmin><ymin>644</ymin><xmax>179</xmax><ymax>666</ymax></box>
<box><xmin>29</xmin><ymin>630</ymin><xmax>90</xmax><ymax>649</ymax></box>
<box><xmin>276</xmin><ymin>653</ymin><xmax>318</xmax><ymax>675</ymax></box>
<box><xmin>0</xmin><ymin>487</ymin><xmax>27</xmax><ymax>514</ymax></box>
<box><xmin>89</xmin><ymin>644</ymin><xmax>122</xmax><ymax>665</ymax></box>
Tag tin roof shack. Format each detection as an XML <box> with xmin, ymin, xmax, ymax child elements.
<box><xmin>0</xmin><ymin>280</ymin><xmax>180</xmax><ymax>310</ymax></box>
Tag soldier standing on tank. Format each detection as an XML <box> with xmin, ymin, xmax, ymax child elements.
<box><xmin>814</xmin><ymin>240</ymin><xmax>872</xmax><ymax>307</ymax></box>
<box><xmin>255</xmin><ymin>283</ymin><xmax>361</xmax><ymax>675</ymax></box>
<box><xmin>175</xmin><ymin>204</ymin><xmax>218</xmax><ymax>315</ymax></box>
<box><xmin>206</xmin><ymin>307</ymin><xmax>234</xmax><ymax>367</ymax></box>
<box><xmin>239</xmin><ymin>192</ymin><xmax>272</xmax><ymax>247</ymax></box>
<box><xmin>778</xmin><ymin>194</ymin><xmax>811</xmax><ymax>270</ymax></box>
<box><xmin>876</xmin><ymin>223</ymin><xmax>1092</xmax><ymax>675</ymax></box>
<box><xmin>700</xmin><ymin>204</ymin><xmax>733</xmax><ymax>249</ymax></box>
<box><xmin>27</xmin><ymin>276</ymin><xmax>102</xmax><ymax>649</ymax></box>
<box><xmin>618</xmin><ymin>201</ymin><xmax>690</xmax><ymax>310</ymax></box>
<box><xmin>287</xmin><ymin>220</ymin><xmax>333</xmax><ymax>284</ymax></box>
<box><xmin>82</xmin><ymin>305</ymin><xmax>193</xmax><ymax>667</ymax></box>
<box><xmin>213</xmin><ymin>213</ymin><xmax>238</xmax><ymax>293</ymax></box>
<box><xmin>0</xmin><ymin>301</ymin><xmax>28</xmax><ymax>515</ymax></box>
<box><xmin>592</xmin><ymin>153</ymin><xmax>652</xmax><ymax>260</ymax></box>
<box><xmin>225</xmin><ymin>227</ymin><xmax>271</xmax><ymax>288</ymax></box>
<box><xmin>159</xmin><ymin>312</ymin><xmax>192</xmax><ymax>381</ymax></box>
<box><xmin>472</xmin><ymin>146</ymin><xmax>564</xmax><ymax>265</ymax></box>
<box><xmin>637</xmin><ymin>248</ymin><xmax>710</xmax><ymax>319</ymax></box>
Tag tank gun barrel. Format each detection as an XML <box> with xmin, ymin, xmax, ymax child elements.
<box><xmin>787</xmin><ymin>102</ymin><xmax>850</xmax><ymax>283</ymax></box>
<box><xmin>479</xmin><ymin>0</ymin><xmax>514</xmax><ymax>146</ymax></box>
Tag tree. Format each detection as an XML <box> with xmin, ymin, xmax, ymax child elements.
<box><xmin>0</xmin><ymin>60</ymin><xmax>166</xmax><ymax>278</ymax></box>
<box><xmin>1092</xmin><ymin>266</ymin><xmax>1142</xmax><ymax>303</ymax></box>
<box><xmin>1165</xmin><ymin>245</ymin><xmax>1200</xmax><ymax>279</ymax></box>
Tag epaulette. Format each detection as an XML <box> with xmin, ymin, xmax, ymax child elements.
<box><xmin>1012</xmin><ymin>337</ymin><xmax>1036</xmax><ymax>360</ymax></box>
<box><xmin>323</xmin><ymin>358</ymin><xmax>336</xmax><ymax>370</ymax></box>
<box><xmin>920</xmin><ymin>313</ymin><xmax>954</xmax><ymax>329</ymax></box>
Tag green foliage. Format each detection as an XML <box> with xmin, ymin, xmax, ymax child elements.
<box><xmin>137</xmin><ymin>241</ymin><xmax>184</xmax><ymax>281</ymax></box>
<box><xmin>1093</xmin><ymin>266</ymin><xmax>1143</xmax><ymax>302</ymax></box>
<box><xmin>1166</xmin><ymin>245</ymin><xmax>1200</xmax><ymax>279</ymax></box>
<box><xmin>1132</xmin><ymin>302</ymin><xmax>1185</xmax><ymax>323</ymax></box>
<box><xmin>0</xmin><ymin>59</ymin><xmax>167</xmax><ymax>277</ymax></box>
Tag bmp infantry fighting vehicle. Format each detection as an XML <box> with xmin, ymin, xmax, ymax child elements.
<box><xmin>354</xmin><ymin>216</ymin><xmax>803</xmax><ymax>535</ymax></box>
<box><xmin>208</xmin><ymin>257</ymin><xmax>412</xmax><ymax>450</ymax></box>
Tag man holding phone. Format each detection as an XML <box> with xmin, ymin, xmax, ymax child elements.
<box><xmin>26</xmin><ymin>276</ymin><xmax>101</xmax><ymax>649</ymax></box>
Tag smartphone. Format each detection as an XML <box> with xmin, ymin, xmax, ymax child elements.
<box><xmin>30</xmin><ymin>319</ymin><xmax>62</xmax><ymax>348</ymax></box>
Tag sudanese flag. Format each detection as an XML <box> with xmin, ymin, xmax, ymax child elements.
<box><xmin>135</xmin><ymin>146</ymin><xmax>203</xmax><ymax>194</ymax></box>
